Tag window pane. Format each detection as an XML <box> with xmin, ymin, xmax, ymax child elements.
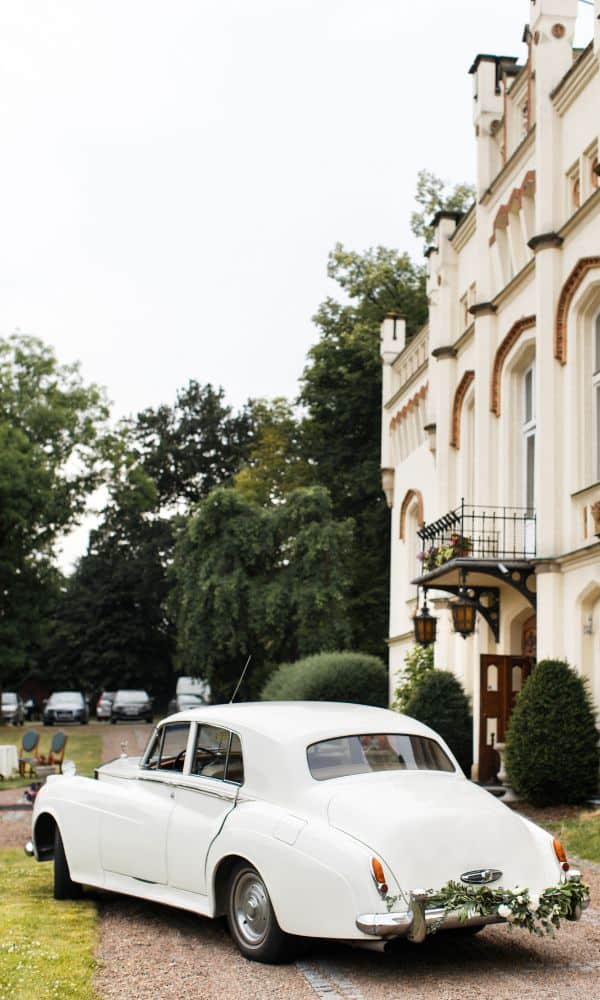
<box><xmin>191</xmin><ymin>724</ymin><xmax>230</xmax><ymax>780</ymax></box>
<box><xmin>143</xmin><ymin>730</ymin><xmax>162</xmax><ymax>770</ymax></box>
<box><xmin>158</xmin><ymin>723</ymin><xmax>190</xmax><ymax>772</ymax></box>
<box><xmin>596</xmin><ymin>384</ymin><xmax>600</xmax><ymax>479</ymax></box>
<box><xmin>526</xmin><ymin>433</ymin><xmax>535</xmax><ymax>510</ymax></box>
<box><xmin>225</xmin><ymin>733</ymin><xmax>244</xmax><ymax>785</ymax></box>
<box><xmin>307</xmin><ymin>733</ymin><xmax>454</xmax><ymax>781</ymax></box>
<box><xmin>524</xmin><ymin>369</ymin><xmax>533</xmax><ymax>424</ymax></box>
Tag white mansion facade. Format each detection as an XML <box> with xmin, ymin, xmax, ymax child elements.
<box><xmin>381</xmin><ymin>0</ymin><xmax>600</xmax><ymax>781</ymax></box>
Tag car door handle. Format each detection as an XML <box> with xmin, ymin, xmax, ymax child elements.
<box><xmin>170</xmin><ymin>790</ymin><xmax>175</xmax><ymax>799</ymax></box>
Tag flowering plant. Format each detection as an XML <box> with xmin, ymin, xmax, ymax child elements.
<box><xmin>417</xmin><ymin>534</ymin><xmax>472</xmax><ymax>572</ymax></box>
<box><xmin>385</xmin><ymin>878</ymin><xmax>589</xmax><ymax>937</ymax></box>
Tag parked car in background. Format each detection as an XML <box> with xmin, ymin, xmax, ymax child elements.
<box><xmin>1</xmin><ymin>692</ymin><xmax>24</xmax><ymax>725</ymax></box>
<box><xmin>23</xmin><ymin>698</ymin><xmax>40</xmax><ymax>722</ymax></box>
<box><xmin>167</xmin><ymin>692</ymin><xmax>206</xmax><ymax>715</ymax></box>
<box><xmin>96</xmin><ymin>692</ymin><xmax>115</xmax><ymax>720</ymax></box>
<box><xmin>26</xmin><ymin>703</ymin><xmax>588</xmax><ymax>964</ymax></box>
<box><xmin>110</xmin><ymin>690</ymin><xmax>153</xmax><ymax>724</ymax></box>
<box><xmin>176</xmin><ymin>676</ymin><xmax>211</xmax><ymax>702</ymax></box>
<box><xmin>43</xmin><ymin>692</ymin><xmax>89</xmax><ymax>726</ymax></box>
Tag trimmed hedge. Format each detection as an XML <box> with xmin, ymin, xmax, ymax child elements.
<box><xmin>505</xmin><ymin>659</ymin><xmax>599</xmax><ymax>806</ymax></box>
<box><xmin>260</xmin><ymin>651</ymin><xmax>388</xmax><ymax>707</ymax></box>
<box><xmin>402</xmin><ymin>670</ymin><xmax>473</xmax><ymax>775</ymax></box>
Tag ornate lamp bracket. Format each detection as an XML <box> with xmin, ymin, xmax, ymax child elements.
<box><xmin>430</xmin><ymin>582</ymin><xmax>501</xmax><ymax>643</ymax></box>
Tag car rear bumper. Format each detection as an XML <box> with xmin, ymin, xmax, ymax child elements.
<box><xmin>356</xmin><ymin>873</ymin><xmax>588</xmax><ymax>942</ymax></box>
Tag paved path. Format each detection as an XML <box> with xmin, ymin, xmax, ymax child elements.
<box><xmin>94</xmin><ymin>724</ymin><xmax>600</xmax><ymax>1000</ymax></box>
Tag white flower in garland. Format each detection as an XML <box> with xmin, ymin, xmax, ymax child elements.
<box><xmin>497</xmin><ymin>904</ymin><xmax>513</xmax><ymax>919</ymax></box>
<box><xmin>528</xmin><ymin>891</ymin><xmax>541</xmax><ymax>913</ymax></box>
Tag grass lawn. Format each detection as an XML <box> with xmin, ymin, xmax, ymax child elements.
<box><xmin>0</xmin><ymin>848</ymin><xmax>99</xmax><ymax>1000</ymax></box>
<box><xmin>515</xmin><ymin>804</ymin><xmax>600</xmax><ymax>864</ymax></box>
<box><xmin>0</xmin><ymin>724</ymin><xmax>103</xmax><ymax>790</ymax></box>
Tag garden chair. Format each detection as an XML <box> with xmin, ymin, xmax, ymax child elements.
<box><xmin>46</xmin><ymin>731</ymin><xmax>68</xmax><ymax>774</ymax></box>
<box><xmin>18</xmin><ymin>730</ymin><xmax>40</xmax><ymax>776</ymax></box>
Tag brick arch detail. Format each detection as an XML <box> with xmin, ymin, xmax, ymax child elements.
<box><xmin>450</xmin><ymin>370</ymin><xmax>475</xmax><ymax>448</ymax></box>
<box><xmin>555</xmin><ymin>257</ymin><xmax>600</xmax><ymax>365</ymax></box>
<box><xmin>490</xmin><ymin>315</ymin><xmax>536</xmax><ymax>416</ymax></box>
<box><xmin>399</xmin><ymin>488</ymin><xmax>424</xmax><ymax>541</ymax></box>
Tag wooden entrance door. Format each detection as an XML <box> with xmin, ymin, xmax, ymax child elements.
<box><xmin>479</xmin><ymin>655</ymin><xmax>533</xmax><ymax>783</ymax></box>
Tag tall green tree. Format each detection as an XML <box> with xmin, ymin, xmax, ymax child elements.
<box><xmin>170</xmin><ymin>485</ymin><xmax>353</xmax><ymax>701</ymax></box>
<box><xmin>133</xmin><ymin>380</ymin><xmax>253</xmax><ymax>507</ymax></box>
<box><xmin>234</xmin><ymin>397</ymin><xmax>312</xmax><ymax>506</ymax></box>
<box><xmin>46</xmin><ymin>380</ymin><xmax>256</xmax><ymax>700</ymax></box>
<box><xmin>299</xmin><ymin>244</ymin><xmax>427</xmax><ymax>657</ymax></box>
<box><xmin>0</xmin><ymin>335</ymin><xmax>107</xmax><ymax>688</ymax></box>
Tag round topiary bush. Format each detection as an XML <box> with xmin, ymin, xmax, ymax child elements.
<box><xmin>505</xmin><ymin>659</ymin><xmax>599</xmax><ymax>806</ymax></box>
<box><xmin>260</xmin><ymin>651</ymin><xmax>388</xmax><ymax>707</ymax></box>
<box><xmin>402</xmin><ymin>670</ymin><xmax>472</xmax><ymax>775</ymax></box>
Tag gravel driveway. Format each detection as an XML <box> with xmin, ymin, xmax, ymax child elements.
<box><xmin>94</xmin><ymin>724</ymin><xmax>600</xmax><ymax>1000</ymax></box>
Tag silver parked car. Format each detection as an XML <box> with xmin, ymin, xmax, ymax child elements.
<box><xmin>1</xmin><ymin>692</ymin><xmax>24</xmax><ymax>726</ymax></box>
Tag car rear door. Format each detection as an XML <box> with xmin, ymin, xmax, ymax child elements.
<box><xmin>166</xmin><ymin>723</ymin><xmax>243</xmax><ymax>895</ymax></box>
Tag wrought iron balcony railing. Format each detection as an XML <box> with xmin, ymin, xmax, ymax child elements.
<box><xmin>416</xmin><ymin>500</ymin><xmax>536</xmax><ymax>576</ymax></box>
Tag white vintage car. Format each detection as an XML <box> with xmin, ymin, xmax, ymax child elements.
<box><xmin>26</xmin><ymin>702</ymin><xmax>586</xmax><ymax>963</ymax></box>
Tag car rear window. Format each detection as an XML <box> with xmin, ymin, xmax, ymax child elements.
<box><xmin>307</xmin><ymin>733</ymin><xmax>455</xmax><ymax>780</ymax></box>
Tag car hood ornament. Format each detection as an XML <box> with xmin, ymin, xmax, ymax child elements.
<box><xmin>460</xmin><ymin>869</ymin><xmax>502</xmax><ymax>885</ymax></box>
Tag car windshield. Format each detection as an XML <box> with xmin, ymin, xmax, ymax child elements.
<box><xmin>116</xmin><ymin>690</ymin><xmax>148</xmax><ymax>703</ymax></box>
<box><xmin>178</xmin><ymin>694</ymin><xmax>204</xmax><ymax>706</ymax></box>
<box><xmin>1</xmin><ymin>693</ymin><xmax>17</xmax><ymax>705</ymax></box>
<box><xmin>307</xmin><ymin>733</ymin><xmax>455</xmax><ymax>780</ymax></box>
<box><xmin>49</xmin><ymin>693</ymin><xmax>83</xmax><ymax>706</ymax></box>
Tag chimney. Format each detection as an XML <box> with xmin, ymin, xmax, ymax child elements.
<box><xmin>469</xmin><ymin>55</ymin><xmax>513</xmax><ymax>196</ymax></box>
<box><xmin>380</xmin><ymin>313</ymin><xmax>406</xmax><ymax>364</ymax></box>
<box><xmin>529</xmin><ymin>0</ymin><xmax>578</xmax><ymax>92</ymax></box>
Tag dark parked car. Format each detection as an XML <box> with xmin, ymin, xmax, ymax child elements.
<box><xmin>43</xmin><ymin>691</ymin><xmax>89</xmax><ymax>726</ymax></box>
<box><xmin>96</xmin><ymin>691</ymin><xmax>115</xmax><ymax>721</ymax></box>
<box><xmin>110</xmin><ymin>689</ymin><xmax>153</xmax><ymax>724</ymax></box>
<box><xmin>167</xmin><ymin>692</ymin><xmax>206</xmax><ymax>715</ymax></box>
<box><xmin>1</xmin><ymin>692</ymin><xmax>24</xmax><ymax>726</ymax></box>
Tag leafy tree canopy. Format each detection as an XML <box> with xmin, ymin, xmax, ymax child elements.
<box><xmin>410</xmin><ymin>169</ymin><xmax>476</xmax><ymax>247</ymax></box>
<box><xmin>234</xmin><ymin>398</ymin><xmax>312</xmax><ymax>506</ymax></box>
<box><xmin>170</xmin><ymin>485</ymin><xmax>353</xmax><ymax>702</ymax></box>
<box><xmin>299</xmin><ymin>244</ymin><xmax>427</xmax><ymax>656</ymax></box>
<box><xmin>0</xmin><ymin>335</ymin><xmax>108</xmax><ymax>686</ymax></box>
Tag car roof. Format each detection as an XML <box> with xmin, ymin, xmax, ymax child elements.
<box><xmin>167</xmin><ymin>701</ymin><xmax>433</xmax><ymax>744</ymax></box>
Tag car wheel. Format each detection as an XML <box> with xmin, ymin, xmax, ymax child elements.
<box><xmin>53</xmin><ymin>828</ymin><xmax>83</xmax><ymax>900</ymax></box>
<box><xmin>110</xmin><ymin>718</ymin><xmax>116</xmax><ymax>724</ymax></box>
<box><xmin>226</xmin><ymin>862</ymin><xmax>296</xmax><ymax>963</ymax></box>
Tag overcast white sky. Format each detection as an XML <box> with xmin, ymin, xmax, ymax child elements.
<box><xmin>0</xmin><ymin>1</ymin><xmax>593</xmax><ymax>418</ymax></box>
<box><xmin>0</xmin><ymin>1</ymin><xmax>593</xmax><ymax>565</ymax></box>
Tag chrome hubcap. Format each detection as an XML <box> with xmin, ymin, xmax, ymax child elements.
<box><xmin>233</xmin><ymin>871</ymin><xmax>270</xmax><ymax>945</ymax></box>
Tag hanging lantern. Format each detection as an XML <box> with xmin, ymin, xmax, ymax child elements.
<box><xmin>413</xmin><ymin>591</ymin><xmax>437</xmax><ymax>647</ymax></box>
<box><xmin>451</xmin><ymin>594</ymin><xmax>476</xmax><ymax>638</ymax></box>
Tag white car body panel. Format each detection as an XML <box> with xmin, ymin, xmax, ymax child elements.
<box><xmin>31</xmin><ymin>702</ymin><xmax>566</xmax><ymax>942</ymax></box>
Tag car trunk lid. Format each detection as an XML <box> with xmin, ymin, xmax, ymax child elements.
<box><xmin>327</xmin><ymin>772</ymin><xmax>557</xmax><ymax>891</ymax></box>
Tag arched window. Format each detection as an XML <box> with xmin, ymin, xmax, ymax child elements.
<box><xmin>594</xmin><ymin>313</ymin><xmax>600</xmax><ymax>482</ymax></box>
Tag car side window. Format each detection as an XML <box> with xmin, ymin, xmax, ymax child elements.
<box><xmin>142</xmin><ymin>729</ymin><xmax>163</xmax><ymax>770</ymax></box>
<box><xmin>141</xmin><ymin>723</ymin><xmax>190</xmax><ymax>773</ymax></box>
<box><xmin>225</xmin><ymin>733</ymin><xmax>244</xmax><ymax>785</ymax></box>
<box><xmin>190</xmin><ymin>725</ymin><xmax>244</xmax><ymax>785</ymax></box>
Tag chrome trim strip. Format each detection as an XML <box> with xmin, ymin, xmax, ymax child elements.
<box><xmin>171</xmin><ymin>781</ymin><xmax>236</xmax><ymax>802</ymax></box>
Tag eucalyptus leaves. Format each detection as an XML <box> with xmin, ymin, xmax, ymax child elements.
<box><xmin>386</xmin><ymin>878</ymin><xmax>589</xmax><ymax>937</ymax></box>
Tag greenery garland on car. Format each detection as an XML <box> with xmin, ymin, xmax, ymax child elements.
<box><xmin>385</xmin><ymin>879</ymin><xmax>589</xmax><ymax>936</ymax></box>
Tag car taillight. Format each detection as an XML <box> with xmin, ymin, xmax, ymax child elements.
<box><xmin>553</xmin><ymin>838</ymin><xmax>570</xmax><ymax>871</ymax></box>
<box><xmin>371</xmin><ymin>857</ymin><xmax>388</xmax><ymax>895</ymax></box>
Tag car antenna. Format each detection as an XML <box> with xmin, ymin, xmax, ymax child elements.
<box><xmin>229</xmin><ymin>655</ymin><xmax>252</xmax><ymax>704</ymax></box>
